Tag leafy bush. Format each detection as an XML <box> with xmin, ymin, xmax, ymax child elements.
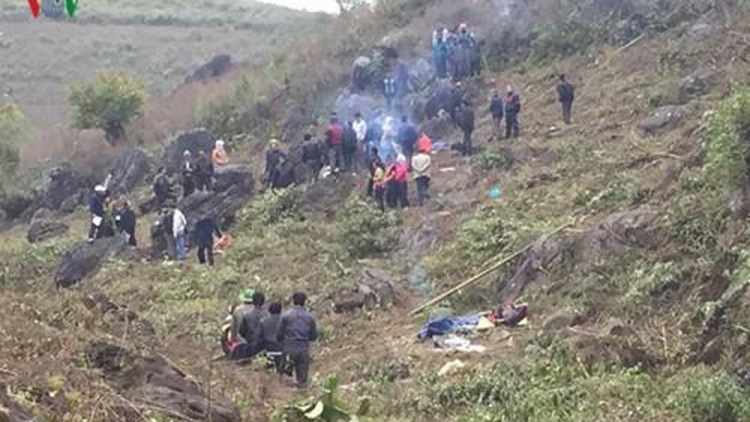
<box><xmin>68</xmin><ymin>73</ymin><xmax>145</xmax><ymax>145</ymax></box>
<box><xmin>336</xmin><ymin>198</ymin><xmax>400</xmax><ymax>258</ymax></box>
<box><xmin>472</xmin><ymin>149</ymin><xmax>510</xmax><ymax>172</ymax></box>
<box><xmin>0</xmin><ymin>104</ymin><xmax>29</xmax><ymax>181</ymax></box>
<box><xmin>625</xmin><ymin>261</ymin><xmax>682</xmax><ymax>302</ymax></box>
<box><xmin>675</xmin><ymin>371</ymin><xmax>750</xmax><ymax>422</ymax></box>
<box><xmin>703</xmin><ymin>88</ymin><xmax>750</xmax><ymax>192</ymax></box>
<box><xmin>239</xmin><ymin>188</ymin><xmax>305</xmax><ymax>228</ymax></box>
<box><xmin>529</xmin><ymin>20</ymin><xmax>599</xmax><ymax>63</ymax></box>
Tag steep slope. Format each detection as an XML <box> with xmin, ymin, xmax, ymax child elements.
<box><xmin>2</xmin><ymin>1</ymin><xmax>750</xmax><ymax>422</ymax></box>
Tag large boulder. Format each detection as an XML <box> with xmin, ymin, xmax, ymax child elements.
<box><xmin>638</xmin><ymin>106</ymin><xmax>683</xmax><ymax>135</ymax></box>
<box><xmin>328</xmin><ymin>268</ymin><xmax>398</xmax><ymax>313</ymax></box>
<box><xmin>499</xmin><ymin>234</ymin><xmax>563</xmax><ymax>303</ymax></box>
<box><xmin>212</xmin><ymin>164</ymin><xmax>253</xmax><ymax>195</ymax></box>
<box><xmin>54</xmin><ymin>235</ymin><xmax>132</xmax><ymax>288</ymax></box>
<box><xmin>27</xmin><ymin>208</ymin><xmax>69</xmax><ymax>243</ymax></box>
<box><xmin>184</xmin><ymin>54</ymin><xmax>232</xmax><ymax>85</ymax></box>
<box><xmin>351</xmin><ymin>56</ymin><xmax>373</xmax><ymax>92</ymax></box>
<box><xmin>543</xmin><ymin>310</ymin><xmax>583</xmax><ymax>331</ymax></box>
<box><xmin>423</xmin><ymin>79</ymin><xmax>457</xmax><ymax>120</ymax></box>
<box><xmin>162</xmin><ymin>129</ymin><xmax>217</xmax><ymax>174</ymax></box>
<box><xmin>87</xmin><ymin>342</ymin><xmax>240</xmax><ymax>422</ymax></box>
<box><xmin>43</xmin><ymin>163</ymin><xmax>91</xmax><ymax>212</ymax></box>
<box><xmin>408</xmin><ymin>58</ymin><xmax>435</xmax><ymax>93</ymax></box>
<box><xmin>106</xmin><ymin>149</ymin><xmax>151</xmax><ymax>197</ymax></box>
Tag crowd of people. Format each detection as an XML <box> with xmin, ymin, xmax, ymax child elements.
<box><xmin>222</xmin><ymin>290</ymin><xmax>318</xmax><ymax>389</ymax></box>
<box><xmin>432</xmin><ymin>23</ymin><xmax>482</xmax><ymax>81</ymax></box>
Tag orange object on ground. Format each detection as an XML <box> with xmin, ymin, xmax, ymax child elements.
<box><xmin>215</xmin><ymin>234</ymin><xmax>233</xmax><ymax>251</ymax></box>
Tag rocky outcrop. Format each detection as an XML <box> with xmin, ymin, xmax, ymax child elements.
<box><xmin>184</xmin><ymin>54</ymin><xmax>232</xmax><ymax>84</ymax></box>
<box><xmin>638</xmin><ymin>106</ymin><xmax>683</xmax><ymax>135</ymax></box>
<box><xmin>162</xmin><ymin>129</ymin><xmax>217</xmax><ymax>173</ymax></box>
<box><xmin>106</xmin><ymin>149</ymin><xmax>152</xmax><ymax>197</ymax></box>
<box><xmin>543</xmin><ymin>310</ymin><xmax>583</xmax><ymax>331</ymax></box>
<box><xmin>54</xmin><ymin>235</ymin><xmax>133</xmax><ymax>288</ymax></box>
<box><xmin>87</xmin><ymin>342</ymin><xmax>240</xmax><ymax>422</ymax></box>
<box><xmin>500</xmin><ymin>234</ymin><xmax>563</xmax><ymax>303</ymax></box>
<box><xmin>27</xmin><ymin>208</ymin><xmax>69</xmax><ymax>243</ymax></box>
<box><xmin>43</xmin><ymin>163</ymin><xmax>92</xmax><ymax>213</ymax></box>
<box><xmin>328</xmin><ymin>268</ymin><xmax>397</xmax><ymax>313</ymax></box>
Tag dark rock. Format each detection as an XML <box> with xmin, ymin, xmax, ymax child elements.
<box><xmin>54</xmin><ymin>235</ymin><xmax>132</xmax><ymax>288</ymax></box>
<box><xmin>27</xmin><ymin>218</ymin><xmax>69</xmax><ymax>243</ymax></box>
<box><xmin>330</xmin><ymin>268</ymin><xmax>397</xmax><ymax>313</ymax></box>
<box><xmin>184</xmin><ymin>54</ymin><xmax>232</xmax><ymax>84</ymax></box>
<box><xmin>87</xmin><ymin>342</ymin><xmax>240</xmax><ymax>422</ymax></box>
<box><xmin>601</xmin><ymin>317</ymin><xmax>637</xmax><ymax>337</ymax></box>
<box><xmin>162</xmin><ymin>129</ymin><xmax>217</xmax><ymax>174</ymax></box>
<box><xmin>59</xmin><ymin>190</ymin><xmax>86</xmax><ymax>214</ymax></box>
<box><xmin>106</xmin><ymin>149</ymin><xmax>151</xmax><ymax>197</ymax></box>
<box><xmin>421</xmin><ymin>112</ymin><xmax>455</xmax><ymax>142</ymax></box>
<box><xmin>424</xmin><ymin>79</ymin><xmax>457</xmax><ymax>121</ymax></box>
<box><xmin>408</xmin><ymin>58</ymin><xmax>435</xmax><ymax>92</ymax></box>
<box><xmin>696</xmin><ymin>335</ymin><xmax>725</xmax><ymax>365</ymax></box>
<box><xmin>638</xmin><ymin>106</ymin><xmax>683</xmax><ymax>135</ymax></box>
<box><xmin>679</xmin><ymin>71</ymin><xmax>713</xmax><ymax>99</ymax></box>
<box><xmin>0</xmin><ymin>192</ymin><xmax>37</xmax><ymax>221</ymax></box>
<box><xmin>0</xmin><ymin>383</ymin><xmax>34</xmax><ymax>422</ymax></box>
<box><xmin>571</xmin><ymin>334</ymin><xmax>653</xmax><ymax>369</ymax></box>
<box><xmin>31</xmin><ymin>207</ymin><xmax>52</xmax><ymax>221</ymax></box>
<box><xmin>43</xmin><ymin>163</ymin><xmax>92</xmax><ymax>212</ymax></box>
<box><xmin>500</xmin><ymin>234</ymin><xmax>563</xmax><ymax>302</ymax></box>
<box><xmin>212</xmin><ymin>164</ymin><xmax>253</xmax><ymax>195</ymax></box>
<box><xmin>543</xmin><ymin>310</ymin><xmax>583</xmax><ymax>330</ymax></box>
<box><xmin>351</xmin><ymin>56</ymin><xmax>373</xmax><ymax>91</ymax></box>
<box><xmin>570</xmin><ymin>207</ymin><xmax>661</xmax><ymax>264</ymax></box>
<box><xmin>406</xmin><ymin>224</ymin><xmax>437</xmax><ymax>259</ymax></box>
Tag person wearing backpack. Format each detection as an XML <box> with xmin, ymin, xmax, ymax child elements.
<box><xmin>557</xmin><ymin>74</ymin><xmax>576</xmax><ymax>124</ymax></box>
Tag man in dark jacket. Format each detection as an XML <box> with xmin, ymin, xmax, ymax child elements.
<box><xmin>342</xmin><ymin>121</ymin><xmax>358</xmax><ymax>172</ymax></box>
<box><xmin>153</xmin><ymin>167</ymin><xmax>172</xmax><ymax>208</ymax></box>
<box><xmin>87</xmin><ymin>185</ymin><xmax>107</xmax><ymax>243</ymax></box>
<box><xmin>159</xmin><ymin>207</ymin><xmax>176</xmax><ymax>259</ymax></box>
<box><xmin>235</xmin><ymin>292</ymin><xmax>268</xmax><ymax>361</ymax></box>
<box><xmin>277</xmin><ymin>292</ymin><xmax>318</xmax><ymax>388</ymax></box>
<box><xmin>261</xmin><ymin>302</ymin><xmax>287</xmax><ymax>375</ymax></box>
<box><xmin>115</xmin><ymin>200</ymin><xmax>137</xmax><ymax>246</ymax></box>
<box><xmin>398</xmin><ymin>116</ymin><xmax>419</xmax><ymax>168</ymax></box>
<box><xmin>301</xmin><ymin>134</ymin><xmax>323</xmax><ymax>182</ymax></box>
<box><xmin>194</xmin><ymin>215</ymin><xmax>222</xmax><ymax>266</ymax></box>
<box><xmin>265</xmin><ymin>139</ymin><xmax>287</xmax><ymax>190</ymax></box>
<box><xmin>194</xmin><ymin>150</ymin><xmax>214</xmax><ymax>192</ymax></box>
<box><xmin>490</xmin><ymin>91</ymin><xmax>504</xmax><ymax>140</ymax></box>
<box><xmin>383</xmin><ymin>75</ymin><xmax>397</xmax><ymax>110</ymax></box>
<box><xmin>504</xmin><ymin>86</ymin><xmax>522</xmax><ymax>139</ymax></box>
<box><xmin>456</xmin><ymin>102</ymin><xmax>475</xmax><ymax>156</ymax></box>
<box><xmin>557</xmin><ymin>74</ymin><xmax>575</xmax><ymax>124</ymax></box>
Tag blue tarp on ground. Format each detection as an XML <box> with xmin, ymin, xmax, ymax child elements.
<box><xmin>417</xmin><ymin>314</ymin><xmax>481</xmax><ymax>339</ymax></box>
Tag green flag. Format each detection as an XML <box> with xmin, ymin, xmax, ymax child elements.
<box><xmin>65</xmin><ymin>0</ymin><xmax>78</xmax><ymax>17</ymax></box>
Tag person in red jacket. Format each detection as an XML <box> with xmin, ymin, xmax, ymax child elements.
<box><xmin>325</xmin><ymin>117</ymin><xmax>344</xmax><ymax>172</ymax></box>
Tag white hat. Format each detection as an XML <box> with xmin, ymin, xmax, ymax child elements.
<box><xmin>94</xmin><ymin>185</ymin><xmax>106</xmax><ymax>193</ymax></box>
<box><xmin>216</xmin><ymin>140</ymin><xmax>225</xmax><ymax>147</ymax></box>
<box><xmin>183</xmin><ymin>150</ymin><xmax>192</xmax><ymax>156</ymax></box>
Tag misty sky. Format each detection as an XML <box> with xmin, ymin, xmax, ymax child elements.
<box><xmin>255</xmin><ymin>0</ymin><xmax>341</xmax><ymax>13</ymax></box>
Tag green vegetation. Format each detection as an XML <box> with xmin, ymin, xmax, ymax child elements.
<box><xmin>703</xmin><ymin>88</ymin><xmax>750</xmax><ymax>193</ymax></box>
<box><xmin>0</xmin><ymin>104</ymin><xmax>30</xmax><ymax>183</ymax></box>
<box><xmin>68</xmin><ymin>73</ymin><xmax>146</xmax><ymax>145</ymax></box>
<box><xmin>336</xmin><ymin>198</ymin><xmax>401</xmax><ymax>259</ymax></box>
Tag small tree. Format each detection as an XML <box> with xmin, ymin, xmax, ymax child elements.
<box><xmin>68</xmin><ymin>73</ymin><xmax>145</xmax><ymax>145</ymax></box>
<box><xmin>0</xmin><ymin>104</ymin><xmax>29</xmax><ymax>177</ymax></box>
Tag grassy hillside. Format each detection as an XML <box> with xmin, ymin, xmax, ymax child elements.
<box><xmin>3</xmin><ymin>0</ymin><xmax>750</xmax><ymax>421</ymax></box>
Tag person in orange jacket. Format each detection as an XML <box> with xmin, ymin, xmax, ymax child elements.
<box><xmin>416</xmin><ymin>132</ymin><xmax>433</xmax><ymax>154</ymax></box>
<box><xmin>212</xmin><ymin>140</ymin><xmax>230</xmax><ymax>168</ymax></box>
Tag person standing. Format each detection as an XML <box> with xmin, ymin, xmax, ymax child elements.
<box><xmin>490</xmin><ymin>91</ymin><xmax>504</xmax><ymax>140</ymax></box>
<box><xmin>372</xmin><ymin>159</ymin><xmax>386</xmax><ymax>212</ymax></box>
<box><xmin>194</xmin><ymin>215</ymin><xmax>222</xmax><ymax>266</ymax></box>
<box><xmin>383</xmin><ymin>74</ymin><xmax>397</xmax><ymax>110</ymax></box>
<box><xmin>212</xmin><ymin>140</ymin><xmax>230</xmax><ymax>168</ymax></box>
<box><xmin>557</xmin><ymin>74</ymin><xmax>576</xmax><ymax>124</ymax></box>
<box><xmin>456</xmin><ymin>101</ymin><xmax>475</xmax><ymax>156</ymax></box>
<box><xmin>153</xmin><ymin>167</ymin><xmax>172</xmax><ymax>208</ymax></box>
<box><xmin>231</xmin><ymin>289</ymin><xmax>255</xmax><ymax>346</ymax></box>
<box><xmin>181</xmin><ymin>150</ymin><xmax>195</xmax><ymax>198</ymax></box>
<box><xmin>353</xmin><ymin>113</ymin><xmax>368</xmax><ymax>170</ymax></box>
<box><xmin>412</xmin><ymin>147</ymin><xmax>432</xmax><ymax>206</ymax></box>
<box><xmin>366</xmin><ymin>147</ymin><xmax>380</xmax><ymax>198</ymax></box>
<box><xmin>325</xmin><ymin>117</ymin><xmax>344</xmax><ymax>172</ymax></box>
<box><xmin>277</xmin><ymin>292</ymin><xmax>318</xmax><ymax>389</ymax></box>
<box><xmin>236</xmin><ymin>292</ymin><xmax>268</xmax><ymax>361</ymax></box>
<box><xmin>504</xmin><ymin>86</ymin><xmax>522</xmax><ymax>139</ymax></box>
<box><xmin>194</xmin><ymin>150</ymin><xmax>214</xmax><ymax>192</ymax></box>
<box><xmin>342</xmin><ymin>121</ymin><xmax>358</xmax><ymax>172</ymax></box>
<box><xmin>301</xmin><ymin>134</ymin><xmax>323</xmax><ymax>183</ymax></box>
<box><xmin>261</xmin><ymin>302</ymin><xmax>285</xmax><ymax>375</ymax></box>
<box><xmin>265</xmin><ymin>139</ymin><xmax>287</xmax><ymax>190</ymax></box>
<box><xmin>87</xmin><ymin>185</ymin><xmax>107</xmax><ymax>243</ymax></box>
<box><xmin>172</xmin><ymin>207</ymin><xmax>188</xmax><ymax>261</ymax></box>
<box><xmin>398</xmin><ymin>116</ymin><xmax>419</xmax><ymax>169</ymax></box>
<box><xmin>394</xmin><ymin>154</ymin><xmax>410</xmax><ymax>208</ymax></box>
<box><xmin>114</xmin><ymin>200</ymin><xmax>137</xmax><ymax>246</ymax></box>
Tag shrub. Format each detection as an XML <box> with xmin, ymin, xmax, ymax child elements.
<box><xmin>676</xmin><ymin>371</ymin><xmax>750</xmax><ymax>422</ymax></box>
<box><xmin>0</xmin><ymin>104</ymin><xmax>29</xmax><ymax>181</ymax></box>
<box><xmin>68</xmin><ymin>73</ymin><xmax>145</xmax><ymax>145</ymax></box>
<box><xmin>336</xmin><ymin>198</ymin><xmax>400</xmax><ymax>258</ymax></box>
<box><xmin>529</xmin><ymin>20</ymin><xmax>599</xmax><ymax>63</ymax></box>
<box><xmin>625</xmin><ymin>261</ymin><xmax>682</xmax><ymax>303</ymax></box>
<box><xmin>703</xmin><ymin>88</ymin><xmax>750</xmax><ymax>193</ymax></box>
<box><xmin>472</xmin><ymin>149</ymin><xmax>510</xmax><ymax>172</ymax></box>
